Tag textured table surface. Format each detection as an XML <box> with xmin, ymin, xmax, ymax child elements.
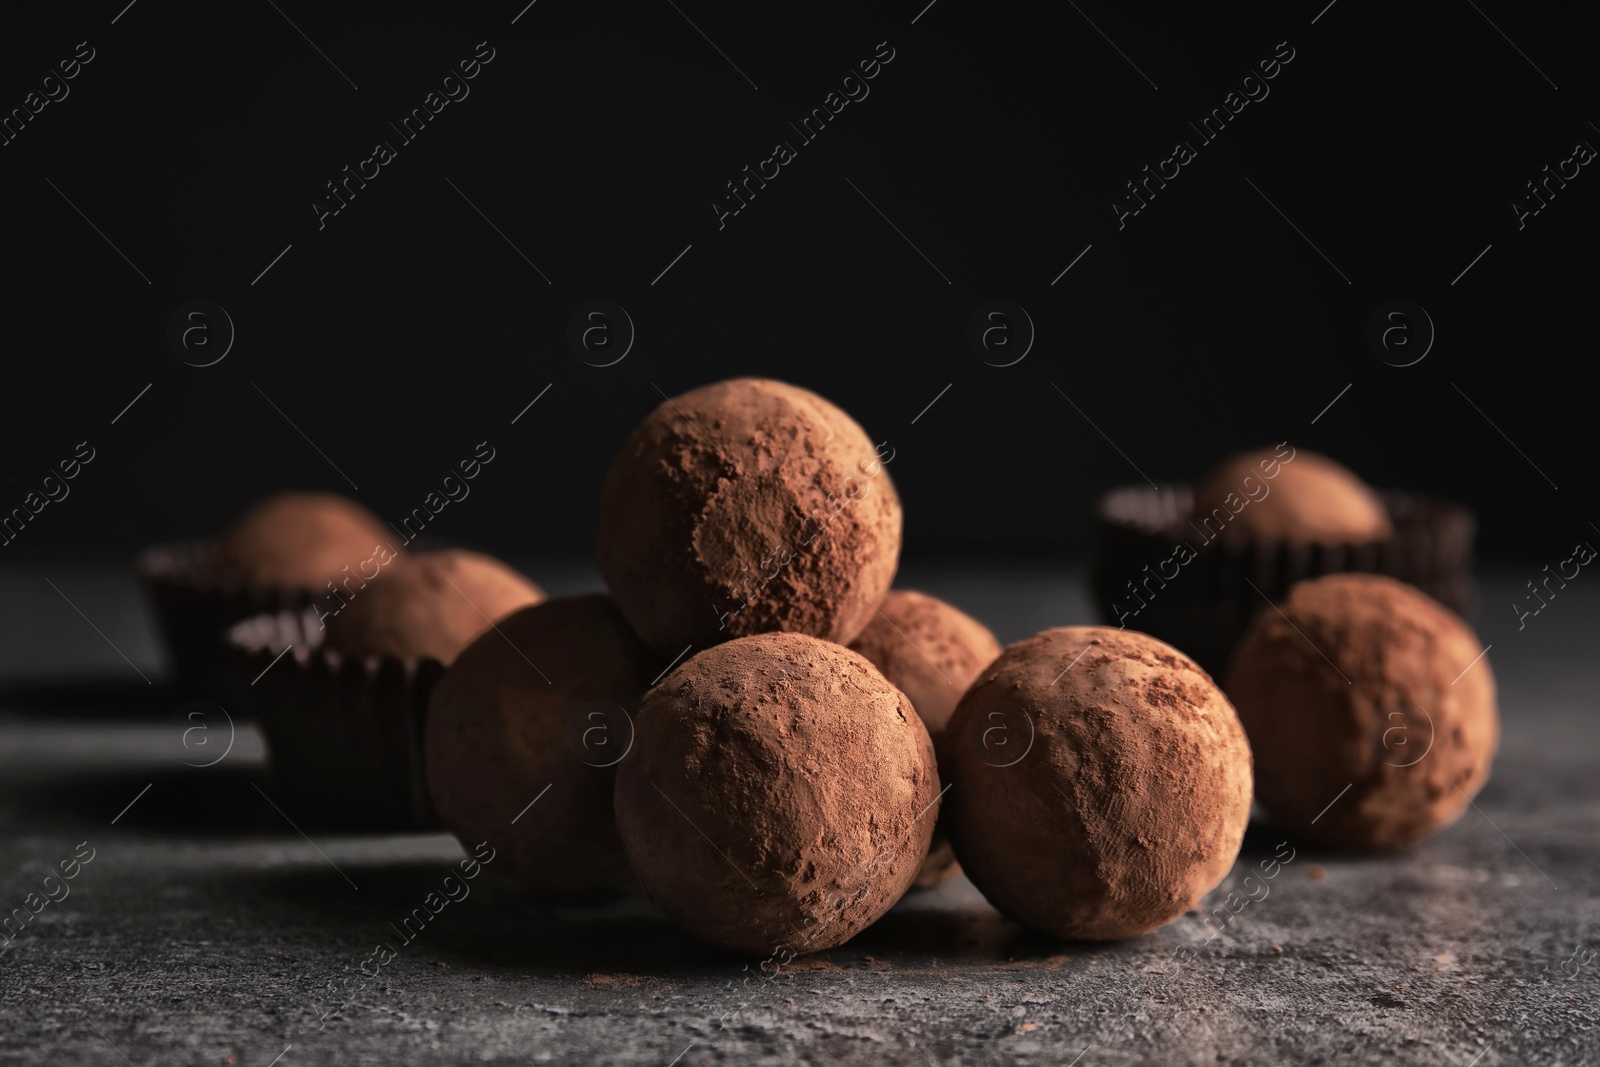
<box><xmin>0</xmin><ymin>564</ymin><xmax>1595</xmax><ymax>1066</ymax></box>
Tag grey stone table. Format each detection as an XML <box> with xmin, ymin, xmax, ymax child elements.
<box><xmin>0</xmin><ymin>564</ymin><xmax>1595</xmax><ymax>1066</ymax></box>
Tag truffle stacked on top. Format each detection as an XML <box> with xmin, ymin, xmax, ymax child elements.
<box><xmin>596</xmin><ymin>378</ymin><xmax>902</xmax><ymax>653</ymax></box>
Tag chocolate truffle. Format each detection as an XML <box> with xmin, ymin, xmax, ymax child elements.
<box><xmin>1193</xmin><ymin>447</ymin><xmax>1391</xmax><ymax>545</ymax></box>
<box><xmin>426</xmin><ymin>595</ymin><xmax>656</xmax><ymax>890</ymax></box>
<box><xmin>1225</xmin><ymin>574</ymin><xmax>1498</xmax><ymax>851</ymax></box>
<box><xmin>848</xmin><ymin>590</ymin><xmax>1001</xmax><ymax>887</ymax></box>
<box><xmin>218</xmin><ymin>491</ymin><xmax>396</xmax><ymax>590</ymax></box>
<box><xmin>324</xmin><ymin>550</ymin><xmax>544</xmax><ymax>665</ymax></box>
<box><xmin>597</xmin><ymin>378</ymin><xmax>902</xmax><ymax>654</ymax></box>
<box><xmin>614</xmin><ymin>632</ymin><xmax>938</xmax><ymax>956</ymax></box>
<box><xmin>940</xmin><ymin>627</ymin><xmax>1253</xmax><ymax>941</ymax></box>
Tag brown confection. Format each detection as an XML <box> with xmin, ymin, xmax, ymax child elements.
<box><xmin>1224</xmin><ymin>573</ymin><xmax>1498</xmax><ymax>851</ymax></box>
<box><xmin>848</xmin><ymin>591</ymin><xmax>1002</xmax><ymax>735</ymax></box>
<box><xmin>614</xmin><ymin>632</ymin><xmax>938</xmax><ymax>956</ymax></box>
<box><xmin>1193</xmin><ymin>447</ymin><xmax>1392</xmax><ymax>545</ymax></box>
<box><xmin>218</xmin><ymin>491</ymin><xmax>397</xmax><ymax>590</ymax></box>
<box><xmin>848</xmin><ymin>590</ymin><xmax>1001</xmax><ymax>887</ymax></box>
<box><xmin>596</xmin><ymin>378</ymin><xmax>902</xmax><ymax>655</ymax></box>
<box><xmin>324</xmin><ymin>550</ymin><xmax>544</xmax><ymax>665</ymax></box>
<box><xmin>939</xmin><ymin>626</ymin><xmax>1253</xmax><ymax>941</ymax></box>
<box><xmin>426</xmin><ymin>595</ymin><xmax>657</xmax><ymax>889</ymax></box>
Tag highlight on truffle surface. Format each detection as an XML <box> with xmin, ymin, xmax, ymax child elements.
<box><xmin>939</xmin><ymin>626</ymin><xmax>1253</xmax><ymax>941</ymax></box>
<box><xmin>426</xmin><ymin>594</ymin><xmax>657</xmax><ymax>890</ymax></box>
<box><xmin>613</xmin><ymin>631</ymin><xmax>938</xmax><ymax>956</ymax></box>
<box><xmin>1225</xmin><ymin>573</ymin><xmax>1498</xmax><ymax>851</ymax></box>
<box><xmin>596</xmin><ymin>377</ymin><xmax>902</xmax><ymax>655</ymax></box>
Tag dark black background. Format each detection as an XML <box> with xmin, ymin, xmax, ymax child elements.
<box><xmin>2</xmin><ymin>1</ymin><xmax>1594</xmax><ymax>566</ymax></box>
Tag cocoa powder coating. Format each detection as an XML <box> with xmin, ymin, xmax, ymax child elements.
<box><xmin>1194</xmin><ymin>448</ymin><xmax>1392</xmax><ymax>545</ymax></box>
<box><xmin>218</xmin><ymin>491</ymin><xmax>397</xmax><ymax>590</ymax></box>
<box><xmin>848</xmin><ymin>590</ymin><xmax>1001</xmax><ymax>887</ymax></box>
<box><xmin>1225</xmin><ymin>573</ymin><xmax>1498</xmax><ymax>851</ymax></box>
<box><xmin>324</xmin><ymin>550</ymin><xmax>544</xmax><ymax>665</ymax></box>
<box><xmin>848</xmin><ymin>590</ymin><xmax>1002</xmax><ymax>736</ymax></box>
<box><xmin>596</xmin><ymin>378</ymin><xmax>902</xmax><ymax>654</ymax></box>
<box><xmin>426</xmin><ymin>595</ymin><xmax>656</xmax><ymax>889</ymax></box>
<box><xmin>613</xmin><ymin>631</ymin><xmax>939</xmax><ymax>956</ymax></box>
<box><xmin>939</xmin><ymin>626</ymin><xmax>1253</xmax><ymax>941</ymax></box>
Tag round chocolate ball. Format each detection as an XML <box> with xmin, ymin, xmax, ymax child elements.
<box><xmin>427</xmin><ymin>595</ymin><xmax>656</xmax><ymax>890</ymax></box>
<box><xmin>940</xmin><ymin>626</ymin><xmax>1253</xmax><ymax>940</ymax></box>
<box><xmin>848</xmin><ymin>590</ymin><xmax>1002</xmax><ymax>736</ymax></box>
<box><xmin>219</xmin><ymin>491</ymin><xmax>396</xmax><ymax>590</ymax></box>
<box><xmin>848</xmin><ymin>590</ymin><xmax>1001</xmax><ymax>887</ymax></box>
<box><xmin>597</xmin><ymin>378</ymin><xmax>902</xmax><ymax>654</ymax></box>
<box><xmin>614</xmin><ymin>632</ymin><xmax>938</xmax><ymax>956</ymax></box>
<box><xmin>1225</xmin><ymin>573</ymin><xmax>1498</xmax><ymax>851</ymax></box>
<box><xmin>325</xmin><ymin>550</ymin><xmax>544</xmax><ymax>665</ymax></box>
<box><xmin>1193</xmin><ymin>447</ymin><xmax>1391</xmax><ymax>545</ymax></box>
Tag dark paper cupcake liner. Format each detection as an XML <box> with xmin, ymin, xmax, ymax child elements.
<box><xmin>138</xmin><ymin>541</ymin><xmax>318</xmax><ymax>693</ymax></box>
<box><xmin>224</xmin><ymin>610</ymin><xmax>442</xmax><ymax>831</ymax></box>
<box><xmin>1090</xmin><ymin>487</ymin><xmax>1476</xmax><ymax>677</ymax></box>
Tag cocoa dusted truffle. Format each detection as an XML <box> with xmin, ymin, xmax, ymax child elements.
<box><xmin>218</xmin><ymin>491</ymin><xmax>396</xmax><ymax>590</ymax></box>
<box><xmin>426</xmin><ymin>595</ymin><xmax>657</xmax><ymax>890</ymax></box>
<box><xmin>614</xmin><ymin>632</ymin><xmax>938</xmax><ymax>956</ymax></box>
<box><xmin>940</xmin><ymin>627</ymin><xmax>1253</xmax><ymax>940</ymax></box>
<box><xmin>324</xmin><ymin>550</ymin><xmax>544</xmax><ymax>665</ymax></box>
<box><xmin>1225</xmin><ymin>573</ymin><xmax>1498</xmax><ymax>851</ymax></box>
<box><xmin>1193</xmin><ymin>446</ymin><xmax>1391</xmax><ymax>545</ymax></box>
<box><xmin>848</xmin><ymin>590</ymin><xmax>1001</xmax><ymax>887</ymax></box>
<box><xmin>848</xmin><ymin>591</ymin><xmax>1002</xmax><ymax>735</ymax></box>
<box><xmin>597</xmin><ymin>378</ymin><xmax>902</xmax><ymax>655</ymax></box>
